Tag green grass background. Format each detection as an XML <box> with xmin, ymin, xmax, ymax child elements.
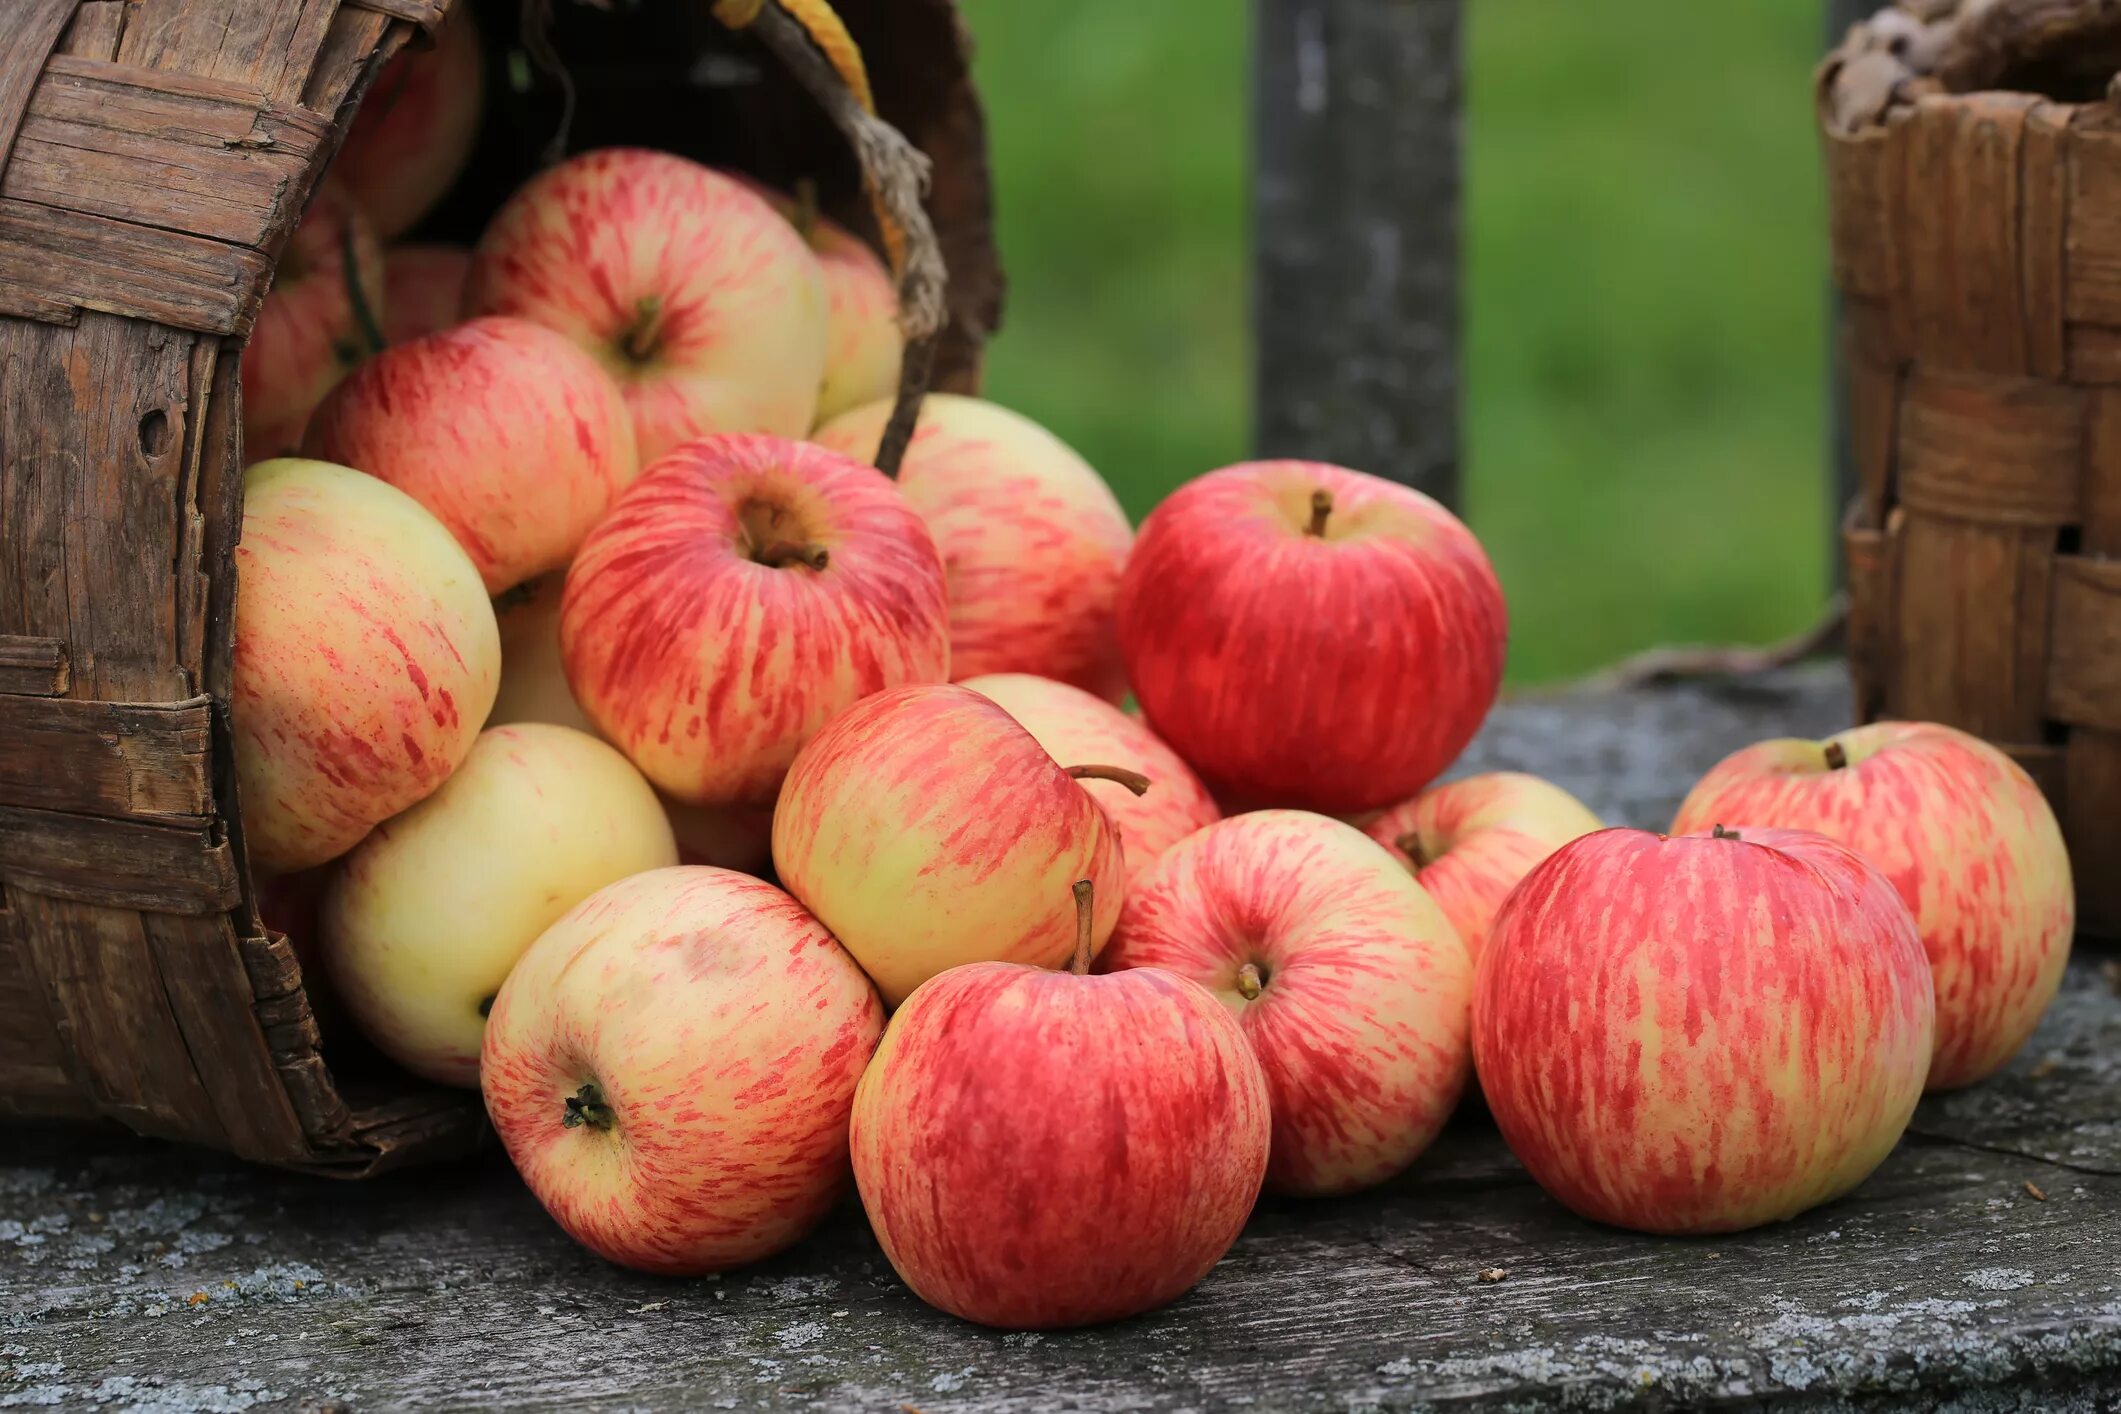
<box><xmin>956</xmin><ymin>0</ymin><xmax>1831</xmax><ymax>685</ymax></box>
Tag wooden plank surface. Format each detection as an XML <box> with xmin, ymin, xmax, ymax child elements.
<box><xmin>0</xmin><ymin>695</ymin><xmax>213</xmax><ymax>823</ymax></box>
<box><xmin>4</xmin><ymin>668</ymin><xmax>2117</xmax><ymax>1411</ymax></box>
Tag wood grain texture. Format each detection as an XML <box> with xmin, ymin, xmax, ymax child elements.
<box><xmin>0</xmin><ymin>635</ymin><xmax>69</xmax><ymax>695</ymax></box>
<box><xmin>0</xmin><ymin>805</ymin><xmax>238</xmax><ymax>913</ymax></box>
<box><xmin>1</xmin><ymin>939</ymin><xmax>2113</xmax><ymax>1410</ymax></box>
<box><xmin>0</xmin><ymin>694</ymin><xmax>213</xmax><ymax>822</ymax></box>
<box><xmin>56</xmin><ymin>3</ymin><xmax>130</xmax><ymax>62</ymax></box>
<box><xmin>1252</xmin><ymin>0</ymin><xmax>1460</xmax><ymax>503</ymax></box>
<box><xmin>0</xmin><ymin>196</ymin><xmax>273</xmax><ymax>335</ymax></box>
<box><xmin>0</xmin><ymin>0</ymin><xmax>76</xmax><ymax>175</ymax></box>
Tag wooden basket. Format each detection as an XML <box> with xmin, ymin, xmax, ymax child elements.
<box><xmin>0</xmin><ymin>0</ymin><xmax>999</xmax><ymax>1173</ymax></box>
<box><xmin>1822</xmin><ymin>1</ymin><xmax>2121</xmax><ymax>937</ymax></box>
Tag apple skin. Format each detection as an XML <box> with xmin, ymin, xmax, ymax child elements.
<box><xmin>1360</xmin><ymin>772</ymin><xmax>1603</xmax><ymax>965</ymax></box>
<box><xmin>486</xmin><ymin>573</ymin><xmax>593</xmax><ymax>734</ymax></box>
<box><xmin>1117</xmin><ymin>460</ymin><xmax>1507</xmax><ymax>814</ymax></box>
<box><xmin>961</xmin><ymin>672</ymin><xmax>1220</xmax><ymax>878</ymax></box>
<box><xmin>851</xmin><ymin>959</ymin><xmax>1270</xmax><ymax>1328</ymax></box>
<box><xmin>467</xmin><ymin>148</ymin><xmax>828</xmax><ymax>461</ymax></box>
<box><xmin>772</xmin><ymin>683</ymin><xmax>1127</xmax><ymax>1008</ymax></box>
<box><xmin>242</xmin><ymin>185</ymin><xmax>384</xmax><ymax>459</ymax></box>
<box><xmin>233</xmin><ymin>459</ymin><xmax>500</xmax><ymax>874</ymax></box>
<box><xmin>1474</xmin><ymin>825</ymin><xmax>1935</xmax><ymax>1235</ymax></box>
<box><xmin>305</xmin><ymin>315</ymin><xmax>639</xmax><ymax>594</ymax></box>
<box><xmin>483</xmin><ymin>866</ymin><xmax>883</xmax><ymax>1275</ymax></box>
<box><xmin>812</xmin><ymin>394</ymin><xmax>1134</xmax><ymax>701</ymax></box>
<box><xmin>1670</xmin><ymin>722</ymin><xmax>2073</xmax><ymax>1091</ymax></box>
<box><xmin>1100</xmin><ymin>810</ymin><xmax>1471</xmax><ymax>1196</ymax></box>
<box><xmin>560</xmin><ymin>434</ymin><xmax>949</xmax><ymax>807</ymax></box>
<box><xmin>381</xmin><ymin>244</ymin><xmax>470</xmax><ymax>345</ymax></box>
<box><xmin>334</xmin><ymin>7</ymin><xmax>483</xmax><ymax>239</ymax></box>
<box><xmin>322</xmin><ymin>722</ymin><xmax>678</xmax><ymax>1087</ymax></box>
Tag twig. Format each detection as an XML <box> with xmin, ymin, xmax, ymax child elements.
<box><xmin>1582</xmin><ymin>598</ymin><xmax>1849</xmax><ymax>692</ymax></box>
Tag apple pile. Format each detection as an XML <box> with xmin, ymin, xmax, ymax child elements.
<box><xmin>232</xmin><ymin>17</ymin><xmax>2076</xmax><ymax>1330</ymax></box>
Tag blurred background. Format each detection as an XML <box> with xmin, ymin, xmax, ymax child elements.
<box><xmin>956</xmin><ymin>0</ymin><xmax>1830</xmax><ymax>686</ymax></box>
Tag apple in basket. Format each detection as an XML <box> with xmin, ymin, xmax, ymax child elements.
<box><xmin>813</xmin><ymin>394</ymin><xmax>1135</xmax><ymax>701</ymax></box>
<box><xmin>1671</xmin><ymin>723</ymin><xmax>2073</xmax><ymax>1091</ymax></box>
<box><xmin>772</xmin><ymin>683</ymin><xmax>1133</xmax><ymax>1008</ymax></box>
<box><xmin>468</xmin><ymin>148</ymin><xmax>828</xmax><ymax>459</ymax></box>
<box><xmin>333</xmin><ymin>6</ymin><xmax>485</xmax><ymax>240</ymax></box>
<box><xmin>484</xmin><ymin>866</ymin><xmax>883</xmax><ymax>1274</ymax></box>
<box><xmin>1102</xmin><ymin>810</ymin><xmax>1473</xmax><ymax>1196</ymax></box>
<box><xmin>1474</xmin><ymin>825</ymin><xmax>1934</xmax><ymax>1235</ymax></box>
<box><xmin>241</xmin><ymin>184</ymin><xmax>384</xmax><ymax>459</ymax></box>
<box><xmin>559</xmin><ymin>434</ymin><xmax>949</xmax><ymax>808</ymax></box>
<box><xmin>1117</xmin><ymin>460</ymin><xmax>1506</xmax><ymax>814</ymax></box>
<box><xmin>323</xmin><ymin>723</ymin><xmax>677</xmax><ymax>1087</ymax></box>
<box><xmin>852</xmin><ymin>879</ymin><xmax>1271</xmax><ymax>1328</ymax></box>
<box><xmin>232</xmin><ymin>459</ymin><xmax>498</xmax><ymax>875</ymax></box>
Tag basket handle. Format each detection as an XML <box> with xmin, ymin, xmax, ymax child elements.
<box><xmin>714</xmin><ymin>0</ymin><xmax>948</xmax><ymax>479</ymax></box>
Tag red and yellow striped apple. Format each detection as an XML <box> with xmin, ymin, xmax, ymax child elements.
<box><xmin>334</xmin><ymin>6</ymin><xmax>483</xmax><ymax>238</ymax></box>
<box><xmin>1361</xmin><ymin>771</ymin><xmax>1602</xmax><ymax>964</ymax></box>
<box><xmin>306</xmin><ymin>316</ymin><xmax>638</xmax><ymax>594</ymax></box>
<box><xmin>1475</xmin><ymin>825</ymin><xmax>1935</xmax><ymax>1235</ymax></box>
<box><xmin>380</xmin><ymin>243</ymin><xmax>470</xmax><ymax>344</ymax></box>
<box><xmin>322</xmin><ymin>723</ymin><xmax>677</xmax><ymax>1087</ymax></box>
<box><xmin>233</xmin><ymin>459</ymin><xmax>499</xmax><ymax>874</ymax></box>
<box><xmin>1118</xmin><ymin>461</ymin><xmax>1506</xmax><ymax>814</ymax></box>
<box><xmin>772</xmin><ymin>683</ymin><xmax>1132</xmax><ymax>1007</ymax></box>
<box><xmin>1671</xmin><ymin>723</ymin><xmax>2072</xmax><ymax>1091</ymax></box>
<box><xmin>483</xmin><ymin>867</ymin><xmax>883</xmax><ymax>1274</ymax></box>
<box><xmin>852</xmin><ymin>882</ymin><xmax>1270</xmax><ymax>1328</ymax></box>
<box><xmin>812</xmin><ymin>395</ymin><xmax>1134</xmax><ymax>700</ymax></box>
<box><xmin>242</xmin><ymin>185</ymin><xmax>383</xmax><ymax>459</ymax></box>
<box><xmin>728</xmin><ymin>177</ymin><xmax>900</xmax><ymax>425</ymax></box>
<box><xmin>1101</xmin><ymin>810</ymin><xmax>1472</xmax><ymax>1195</ymax></box>
<box><xmin>962</xmin><ymin>672</ymin><xmax>1220</xmax><ymax>878</ymax></box>
<box><xmin>468</xmin><ymin>149</ymin><xmax>827</xmax><ymax>460</ymax></box>
<box><xmin>560</xmin><ymin>435</ymin><xmax>948</xmax><ymax>807</ymax></box>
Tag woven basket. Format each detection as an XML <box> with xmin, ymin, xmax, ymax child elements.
<box><xmin>0</xmin><ymin>0</ymin><xmax>999</xmax><ymax>1173</ymax></box>
<box><xmin>1822</xmin><ymin>1</ymin><xmax>2121</xmax><ymax>937</ymax></box>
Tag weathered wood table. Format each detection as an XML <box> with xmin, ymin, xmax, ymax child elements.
<box><xmin>5</xmin><ymin>666</ymin><xmax>2117</xmax><ymax>1412</ymax></box>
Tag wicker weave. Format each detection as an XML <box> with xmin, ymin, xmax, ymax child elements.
<box><xmin>0</xmin><ymin>0</ymin><xmax>998</xmax><ymax>1173</ymax></box>
<box><xmin>1822</xmin><ymin>4</ymin><xmax>2121</xmax><ymax>938</ymax></box>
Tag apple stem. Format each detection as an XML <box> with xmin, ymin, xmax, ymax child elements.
<box><xmin>1712</xmin><ymin>824</ymin><xmax>1743</xmax><ymax>842</ymax></box>
<box><xmin>1305</xmin><ymin>489</ymin><xmax>1333</xmax><ymax>537</ymax></box>
<box><xmin>791</xmin><ymin>177</ymin><xmax>821</xmax><ymax>240</ymax></box>
<box><xmin>1070</xmin><ymin>878</ymin><xmax>1095</xmax><ymax>976</ymax></box>
<box><xmin>1823</xmin><ymin>741</ymin><xmax>1849</xmax><ymax>770</ymax></box>
<box><xmin>619</xmin><ymin>294</ymin><xmax>665</xmax><ymax>363</ymax></box>
<box><xmin>1394</xmin><ymin>831</ymin><xmax>1430</xmax><ymax>869</ymax></box>
<box><xmin>1236</xmin><ymin>962</ymin><xmax>1264</xmax><ymax>1000</ymax></box>
<box><xmin>756</xmin><ymin>540</ymin><xmax>832</xmax><ymax>571</ymax></box>
<box><xmin>1065</xmin><ymin>764</ymin><xmax>1151</xmax><ymax>797</ymax></box>
<box><xmin>342</xmin><ymin>224</ymin><xmax>385</xmax><ymax>359</ymax></box>
<box><xmin>562</xmin><ymin>1081</ymin><xmax>615</xmax><ymax>1132</ymax></box>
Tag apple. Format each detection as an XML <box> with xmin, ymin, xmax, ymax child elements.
<box><xmin>1100</xmin><ymin>810</ymin><xmax>1471</xmax><ymax>1195</ymax></box>
<box><xmin>486</xmin><ymin>573</ymin><xmax>593</xmax><ymax>734</ymax></box>
<box><xmin>851</xmin><ymin>878</ymin><xmax>1270</xmax><ymax>1328</ymax></box>
<box><xmin>305</xmin><ymin>315</ymin><xmax>638</xmax><ymax>595</ymax></box>
<box><xmin>334</xmin><ymin>7</ymin><xmax>484</xmax><ymax>239</ymax></box>
<box><xmin>1117</xmin><ymin>460</ymin><xmax>1507</xmax><ymax>814</ymax></box>
<box><xmin>560</xmin><ymin>434</ymin><xmax>948</xmax><ymax>807</ymax></box>
<box><xmin>729</xmin><ymin>177</ymin><xmax>900</xmax><ymax>425</ymax></box>
<box><xmin>381</xmin><ymin>244</ymin><xmax>470</xmax><ymax>344</ymax></box>
<box><xmin>242</xmin><ymin>184</ymin><xmax>384</xmax><ymax>459</ymax></box>
<box><xmin>1360</xmin><ymin>772</ymin><xmax>1602</xmax><ymax>964</ymax></box>
<box><xmin>467</xmin><ymin>148</ymin><xmax>828</xmax><ymax>461</ymax></box>
<box><xmin>1475</xmin><ymin>825</ymin><xmax>1935</xmax><ymax>1235</ymax></box>
<box><xmin>773</xmin><ymin>682</ymin><xmax>1133</xmax><ymax>1007</ymax></box>
<box><xmin>322</xmin><ymin>722</ymin><xmax>677</xmax><ymax>1087</ymax></box>
<box><xmin>1670</xmin><ymin>722</ymin><xmax>2073</xmax><ymax>1091</ymax></box>
<box><xmin>813</xmin><ymin>394</ymin><xmax>1135</xmax><ymax>700</ymax></box>
<box><xmin>233</xmin><ymin>459</ymin><xmax>499</xmax><ymax>874</ymax></box>
<box><xmin>483</xmin><ymin>866</ymin><xmax>883</xmax><ymax>1274</ymax></box>
<box><xmin>962</xmin><ymin>672</ymin><xmax>1219</xmax><ymax>876</ymax></box>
